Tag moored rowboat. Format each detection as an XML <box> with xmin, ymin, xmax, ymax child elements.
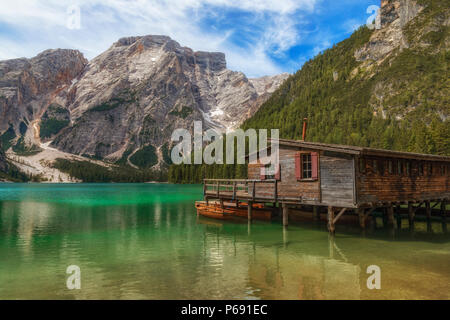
<box><xmin>195</xmin><ymin>201</ymin><xmax>273</xmax><ymax>221</ymax></box>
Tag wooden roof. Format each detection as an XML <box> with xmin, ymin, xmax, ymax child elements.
<box><xmin>270</xmin><ymin>138</ymin><xmax>450</xmax><ymax>162</ymax></box>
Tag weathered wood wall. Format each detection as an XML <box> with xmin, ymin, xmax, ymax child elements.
<box><xmin>248</xmin><ymin>145</ymin><xmax>450</xmax><ymax>207</ymax></box>
<box><xmin>356</xmin><ymin>157</ymin><xmax>450</xmax><ymax>204</ymax></box>
<box><xmin>320</xmin><ymin>152</ymin><xmax>355</xmax><ymax>207</ymax></box>
<box><xmin>248</xmin><ymin>147</ymin><xmax>320</xmax><ymax>203</ymax></box>
<box><xmin>278</xmin><ymin>148</ymin><xmax>320</xmax><ymax>202</ymax></box>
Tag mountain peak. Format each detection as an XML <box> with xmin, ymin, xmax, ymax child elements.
<box><xmin>115</xmin><ymin>35</ymin><xmax>174</xmax><ymax>47</ymax></box>
<box><xmin>110</xmin><ymin>35</ymin><xmax>227</xmax><ymax>72</ymax></box>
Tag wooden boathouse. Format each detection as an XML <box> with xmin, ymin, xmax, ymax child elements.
<box><xmin>197</xmin><ymin>137</ymin><xmax>450</xmax><ymax>233</ymax></box>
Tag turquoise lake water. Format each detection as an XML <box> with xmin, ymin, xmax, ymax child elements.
<box><xmin>0</xmin><ymin>183</ymin><xmax>449</xmax><ymax>299</ymax></box>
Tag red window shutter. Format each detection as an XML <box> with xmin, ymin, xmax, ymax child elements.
<box><xmin>311</xmin><ymin>152</ymin><xmax>318</xmax><ymax>180</ymax></box>
<box><xmin>295</xmin><ymin>152</ymin><xmax>301</xmax><ymax>180</ymax></box>
<box><xmin>275</xmin><ymin>164</ymin><xmax>281</xmax><ymax>180</ymax></box>
<box><xmin>260</xmin><ymin>165</ymin><xmax>266</xmax><ymax>180</ymax></box>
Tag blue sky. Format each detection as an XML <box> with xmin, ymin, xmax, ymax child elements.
<box><xmin>0</xmin><ymin>0</ymin><xmax>378</xmax><ymax>77</ymax></box>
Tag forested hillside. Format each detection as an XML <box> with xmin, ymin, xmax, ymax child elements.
<box><xmin>243</xmin><ymin>1</ymin><xmax>448</xmax><ymax>154</ymax></box>
<box><xmin>169</xmin><ymin>0</ymin><xmax>449</xmax><ymax>183</ymax></box>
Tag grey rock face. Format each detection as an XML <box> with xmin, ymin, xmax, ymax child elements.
<box><xmin>380</xmin><ymin>0</ymin><xmax>423</xmax><ymax>28</ymax></box>
<box><xmin>50</xmin><ymin>35</ymin><xmax>288</xmax><ymax>166</ymax></box>
<box><xmin>355</xmin><ymin>0</ymin><xmax>424</xmax><ymax>62</ymax></box>
<box><xmin>0</xmin><ymin>49</ymin><xmax>87</xmax><ymax>136</ymax></box>
<box><xmin>0</xmin><ymin>35</ymin><xmax>288</xmax><ymax>168</ymax></box>
<box><xmin>0</xmin><ymin>144</ymin><xmax>7</xmax><ymax>172</ymax></box>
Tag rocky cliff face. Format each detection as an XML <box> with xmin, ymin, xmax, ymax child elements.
<box><xmin>355</xmin><ymin>0</ymin><xmax>424</xmax><ymax>62</ymax></box>
<box><xmin>0</xmin><ymin>144</ymin><xmax>7</xmax><ymax>172</ymax></box>
<box><xmin>50</xmin><ymin>35</ymin><xmax>288</xmax><ymax>166</ymax></box>
<box><xmin>353</xmin><ymin>0</ymin><xmax>449</xmax><ymax>123</ymax></box>
<box><xmin>0</xmin><ymin>49</ymin><xmax>87</xmax><ymax>138</ymax></box>
<box><xmin>0</xmin><ymin>36</ymin><xmax>288</xmax><ymax>170</ymax></box>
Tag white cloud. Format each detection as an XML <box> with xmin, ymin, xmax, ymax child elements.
<box><xmin>0</xmin><ymin>0</ymin><xmax>318</xmax><ymax>76</ymax></box>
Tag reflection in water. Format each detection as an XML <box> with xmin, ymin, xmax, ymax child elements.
<box><xmin>0</xmin><ymin>183</ymin><xmax>449</xmax><ymax>300</ymax></box>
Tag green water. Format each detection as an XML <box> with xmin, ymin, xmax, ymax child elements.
<box><xmin>0</xmin><ymin>183</ymin><xmax>449</xmax><ymax>300</ymax></box>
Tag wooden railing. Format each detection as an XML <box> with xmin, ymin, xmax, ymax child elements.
<box><xmin>203</xmin><ymin>179</ymin><xmax>278</xmax><ymax>202</ymax></box>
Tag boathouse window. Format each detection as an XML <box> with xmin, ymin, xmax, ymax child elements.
<box><xmin>379</xmin><ymin>160</ymin><xmax>385</xmax><ymax>176</ymax></box>
<box><xmin>372</xmin><ymin>159</ymin><xmax>377</xmax><ymax>174</ymax></box>
<box><xmin>388</xmin><ymin>160</ymin><xmax>393</xmax><ymax>174</ymax></box>
<box><xmin>302</xmin><ymin>154</ymin><xmax>312</xmax><ymax>178</ymax></box>
<box><xmin>260</xmin><ymin>164</ymin><xmax>280</xmax><ymax>180</ymax></box>
<box><xmin>359</xmin><ymin>158</ymin><xmax>365</xmax><ymax>174</ymax></box>
<box><xmin>419</xmin><ymin>162</ymin><xmax>424</xmax><ymax>176</ymax></box>
<box><xmin>295</xmin><ymin>152</ymin><xmax>318</xmax><ymax>180</ymax></box>
<box><xmin>428</xmin><ymin>164</ymin><xmax>433</xmax><ymax>176</ymax></box>
<box><xmin>406</xmin><ymin>161</ymin><xmax>411</xmax><ymax>176</ymax></box>
<box><xmin>398</xmin><ymin>160</ymin><xmax>403</xmax><ymax>175</ymax></box>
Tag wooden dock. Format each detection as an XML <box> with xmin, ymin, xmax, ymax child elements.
<box><xmin>200</xmin><ymin>178</ymin><xmax>449</xmax><ymax>233</ymax></box>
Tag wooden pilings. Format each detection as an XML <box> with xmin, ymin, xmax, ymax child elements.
<box><xmin>426</xmin><ymin>201</ymin><xmax>431</xmax><ymax>222</ymax></box>
<box><xmin>441</xmin><ymin>201</ymin><xmax>447</xmax><ymax>223</ymax></box>
<box><xmin>387</xmin><ymin>205</ymin><xmax>395</xmax><ymax>227</ymax></box>
<box><xmin>408</xmin><ymin>202</ymin><xmax>414</xmax><ymax>228</ymax></box>
<box><xmin>313</xmin><ymin>206</ymin><xmax>320</xmax><ymax>222</ymax></box>
<box><xmin>396</xmin><ymin>205</ymin><xmax>402</xmax><ymax>229</ymax></box>
<box><xmin>358</xmin><ymin>208</ymin><xmax>365</xmax><ymax>229</ymax></box>
<box><xmin>282</xmin><ymin>203</ymin><xmax>289</xmax><ymax>226</ymax></box>
<box><xmin>211</xmin><ymin>196</ymin><xmax>449</xmax><ymax>235</ymax></box>
<box><xmin>327</xmin><ymin>206</ymin><xmax>335</xmax><ymax>234</ymax></box>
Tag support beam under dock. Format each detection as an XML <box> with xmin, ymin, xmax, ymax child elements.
<box><xmin>327</xmin><ymin>206</ymin><xmax>335</xmax><ymax>234</ymax></box>
<box><xmin>248</xmin><ymin>201</ymin><xmax>253</xmax><ymax>222</ymax></box>
<box><xmin>282</xmin><ymin>204</ymin><xmax>289</xmax><ymax>227</ymax></box>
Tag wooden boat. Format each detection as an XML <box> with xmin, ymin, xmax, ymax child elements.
<box><xmin>195</xmin><ymin>201</ymin><xmax>273</xmax><ymax>221</ymax></box>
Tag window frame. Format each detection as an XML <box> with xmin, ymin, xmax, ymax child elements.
<box><xmin>359</xmin><ymin>158</ymin><xmax>366</xmax><ymax>174</ymax></box>
<box><xmin>295</xmin><ymin>151</ymin><xmax>319</xmax><ymax>181</ymax></box>
<box><xmin>418</xmin><ymin>162</ymin><xmax>424</xmax><ymax>176</ymax></box>
<box><xmin>397</xmin><ymin>160</ymin><xmax>403</xmax><ymax>175</ymax></box>
<box><xmin>388</xmin><ymin>160</ymin><xmax>393</xmax><ymax>175</ymax></box>
<box><xmin>260</xmin><ymin>163</ymin><xmax>281</xmax><ymax>181</ymax></box>
<box><xmin>372</xmin><ymin>159</ymin><xmax>378</xmax><ymax>174</ymax></box>
<box><xmin>302</xmin><ymin>153</ymin><xmax>313</xmax><ymax>179</ymax></box>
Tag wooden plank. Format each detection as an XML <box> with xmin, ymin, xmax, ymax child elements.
<box><xmin>320</xmin><ymin>155</ymin><xmax>355</xmax><ymax>205</ymax></box>
<box><xmin>356</xmin><ymin>156</ymin><xmax>449</xmax><ymax>206</ymax></box>
<box><xmin>327</xmin><ymin>206</ymin><xmax>335</xmax><ymax>233</ymax></box>
<box><xmin>282</xmin><ymin>203</ymin><xmax>289</xmax><ymax>226</ymax></box>
<box><xmin>274</xmin><ymin>179</ymin><xmax>278</xmax><ymax>202</ymax></box>
<box><xmin>387</xmin><ymin>205</ymin><xmax>395</xmax><ymax>226</ymax></box>
<box><xmin>358</xmin><ymin>208</ymin><xmax>365</xmax><ymax>228</ymax></box>
<box><xmin>364</xmin><ymin>207</ymin><xmax>376</xmax><ymax>219</ymax></box>
<box><xmin>252</xmin><ymin>181</ymin><xmax>256</xmax><ymax>200</ymax></box>
<box><xmin>313</xmin><ymin>206</ymin><xmax>320</xmax><ymax>221</ymax></box>
<box><xmin>333</xmin><ymin>207</ymin><xmax>347</xmax><ymax>224</ymax></box>
<box><xmin>442</xmin><ymin>201</ymin><xmax>447</xmax><ymax>223</ymax></box>
<box><xmin>408</xmin><ymin>202</ymin><xmax>414</xmax><ymax>227</ymax></box>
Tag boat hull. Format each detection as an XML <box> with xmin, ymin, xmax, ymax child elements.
<box><xmin>195</xmin><ymin>201</ymin><xmax>273</xmax><ymax>221</ymax></box>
